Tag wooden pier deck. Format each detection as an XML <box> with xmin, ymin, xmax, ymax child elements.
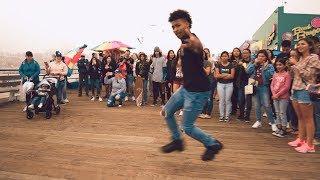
<box><xmin>0</xmin><ymin>91</ymin><xmax>319</xmax><ymax>180</ymax></box>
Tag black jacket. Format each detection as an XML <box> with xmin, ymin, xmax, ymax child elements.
<box><xmin>135</xmin><ymin>61</ymin><xmax>150</xmax><ymax>80</ymax></box>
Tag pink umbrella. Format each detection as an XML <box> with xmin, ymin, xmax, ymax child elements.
<box><xmin>92</xmin><ymin>41</ymin><xmax>133</xmax><ymax>51</ymax></box>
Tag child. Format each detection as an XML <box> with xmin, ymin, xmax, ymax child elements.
<box><xmin>28</xmin><ymin>79</ymin><xmax>51</xmax><ymax>109</ymax></box>
<box><xmin>270</xmin><ymin>58</ymin><xmax>292</xmax><ymax>137</ymax></box>
<box><xmin>104</xmin><ymin>69</ymin><xmax>127</xmax><ymax>107</ymax></box>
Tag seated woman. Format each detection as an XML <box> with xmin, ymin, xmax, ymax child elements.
<box><xmin>104</xmin><ymin>69</ymin><xmax>127</xmax><ymax>107</ymax></box>
<box><xmin>28</xmin><ymin>79</ymin><xmax>51</xmax><ymax>109</ymax></box>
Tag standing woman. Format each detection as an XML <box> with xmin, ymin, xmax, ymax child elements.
<box><xmin>89</xmin><ymin>53</ymin><xmax>103</xmax><ymax>102</ymax></box>
<box><xmin>165</xmin><ymin>50</ymin><xmax>176</xmax><ymax>101</ymax></box>
<box><xmin>247</xmin><ymin>50</ymin><xmax>277</xmax><ymax>131</ymax></box>
<box><xmin>215</xmin><ymin>51</ymin><xmax>235</xmax><ymax>122</ymax></box>
<box><xmin>150</xmin><ymin>46</ymin><xmax>166</xmax><ymax>106</ymax></box>
<box><xmin>288</xmin><ymin>38</ymin><xmax>320</xmax><ymax>153</ymax></box>
<box><xmin>230</xmin><ymin>47</ymin><xmax>242</xmax><ymax>115</ymax></box>
<box><xmin>135</xmin><ymin>53</ymin><xmax>150</xmax><ymax>106</ymax></box>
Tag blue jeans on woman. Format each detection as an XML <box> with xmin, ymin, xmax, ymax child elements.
<box><xmin>202</xmin><ymin>82</ymin><xmax>216</xmax><ymax>116</ymax></box>
<box><xmin>91</xmin><ymin>78</ymin><xmax>101</xmax><ymax>97</ymax></box>
<box><xmin>107</xmin><ymin>92</ymin><xmax>126</xmax><ymax>107</ymax></box>
<box><xmin>273</xmin><ymin>99</ymin><xmax>289</xmax><ymax>127</ymax></box>
<box><xmin>253</xmin><ymin>86</ymin><xmax>275</xmax><ymax>124</ymax></box>
<box><xmin>142</xmin><ymin>79</ymin><xmax>148</xmax><ymax>104</ymax></box>
<box><xmin>217</xmin><ymin>82</ymin><xmax>234</xmax><ymax>119</ymax></box>
<box><xmin>162</xmin><ymin>87</ymin><xmax>218</xmax><ymax>147</ymax></box>
<box><xmin>57</xmin><ymin>79</ymin><xmax>66</xmax><ymax>104</ymax></box>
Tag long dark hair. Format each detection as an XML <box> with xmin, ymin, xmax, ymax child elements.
<box><xmin>275</xmin><ymin>57</ymin><xmax>288</xmax><ymax>72</ymax></box>
<box><xmin>257</xmin><ymin>49</ymin><xmax>270</xmax><ymax>62</ymax></box>
<box><xmin>230</xmin><ymin>47</ymin><xmax>242</xmax><ymax>60</ymax></box>
<box><xmin>297</xmin><ymin>37</ymin><xmax>316</xmax><ymax>56</ymax></box>
<box><xmin>167</xmin><ymin>50</ymin><xmax>176</xmax><ymax>60</ymax></box>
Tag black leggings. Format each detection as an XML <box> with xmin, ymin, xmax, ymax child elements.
<box><xmin>152</xmin><ymin>81</ymin><xmax>165</xmax><ymax>104</ymax></box>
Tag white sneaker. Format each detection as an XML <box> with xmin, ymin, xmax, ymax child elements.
<box><xmin>124</xmin><ymin>96</ymin><xmax>128</xmax><ymax>101</ymax></box>
<box><xmin>252</xmin><ymin>121</ymin><xmax>262</xmax><ymax>128</ymax></box>
<box><xmin>271</xmin><ymin>124</ymin><xmax>278</xmax><ymax>132</ymax></box>
<box><xmin>198</xmin><ymin>114</ymin><xmax>205</xmax><ymax>119</ymax></box>
<box><xmin>22</xmin><ymin>106</ymin><xmax>27</xmax><ymax>112</ymax></box>
<box><xmin>38</xmin><ymin>103</ymin><xmax>43</xmax><ymax>109</ymax></box>
<box><xmin>64</xmin><ymin>98</ymin><xmax>69</xmax><ymax>103</ymax></box>
<box><xmin>131</xmin><ymin>96</ymin><xmax>136</xmax><ymax>101</ymax></box>
<box><xmin>98</xmin><ymin>97</ymin><xmax>103</xmax><ymax>102</ymax></box>
<box><xmin>204</xmin><ymin>114</ymin><xmax>211</xmax><ymax>119</ymax></box>
<box><xmin>91</xmin><ymin>97</ymin><xmax>95</xmax><ymax>101</ymax></box>
<box><xmin>178</xmin><ymin>110</ymin><xmax>183</xmax><ymax>116</ymax></box>
<box><xmin>118</xmin><ymin>104</ymin><xmax>122</xmax><ymax>107</ymax></box>
<box><xmin>28</xmin><ymin>104</ymin><xmax>34</xmax><ymax>109</ymax></box>
<box><xmin>268</xmin><ymin>122</ymin><xmax>272</xmax><ymax>126</ymax></box>
<box><xmin>286</xmin><ymin>123</ymin><xmax>290</xmax><ymax>129</ymax></box>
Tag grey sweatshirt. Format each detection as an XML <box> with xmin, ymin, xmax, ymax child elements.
<box><xmin>104</xmin><ymin>77</ymin><xmax>126</xmax><ymax>95</ymax></box>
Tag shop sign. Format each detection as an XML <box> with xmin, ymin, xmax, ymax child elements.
<box><xmin>292</xmin><ymin>17</ymin><xmax>320</xmax><ymax>41</ymax></box>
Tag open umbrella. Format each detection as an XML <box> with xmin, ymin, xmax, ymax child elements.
<box><xmin>92</xmin><ymin>41</ymin><xmax>133</xmax><ymax>52</ymax></box>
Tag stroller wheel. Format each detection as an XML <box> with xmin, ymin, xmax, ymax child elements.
<box><xmin>45</xmin><ymin>111</ymin><xmax>52</xmax><ymax>119</ymax></box>
<box><xmin>55</xmin><ymin>105</ymin><xmax>60</xmax><ymax>115</ymax></box>
<box><xmin>27</xmin><ymin>111</ymin><xmax>34</xmax><ymax>119</ymax></box>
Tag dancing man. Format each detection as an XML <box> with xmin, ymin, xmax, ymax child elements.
<box><xmin>160</xmin><ymin>9</ymin><xmax>223</xmax><ymax>161</ymax></box>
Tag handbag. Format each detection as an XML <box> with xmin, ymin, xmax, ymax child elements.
<box><xmin>244</xmin><ymin>78</ymin><xmax>257</xmax><ymax>95</ymax></box>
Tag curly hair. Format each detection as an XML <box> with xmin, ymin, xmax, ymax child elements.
<box><xmin>168</xmin><ymin>9</ymin><xmax>192</xmax><ymax>28</ymax></box>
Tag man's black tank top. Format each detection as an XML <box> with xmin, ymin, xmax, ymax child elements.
<box><xmin>181</xmin><ymin>36</ymin><xmax>210</xmax><ymax>92</ymax></box>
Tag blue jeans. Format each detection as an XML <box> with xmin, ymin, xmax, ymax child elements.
<box><xmin>238</xmin><ymin>86</ymin><xmax>246</xmax><ymax>116</ymax></box>
<box><xmin>63</xmin><ymin>79</ymin><xmax>67</xmax><ymax>100</ymax></box>
<box><xmin>57</xmin><ymin>80</ymin><xmax>66</xmax><ymax>104</ymax></box>
<box><xmin>202</xmin><ymin>82</ymin><xmax>216</xmax><ymax>116</ymax></box>
<box><xmin>126</xmin><ymin>74</ymin><xmax>134</xmax><ymax>97</ymax></box>
<box><xmin>217</xmin><ymin>82</ymin><xmax>234</xmax><ymax>118</ymax></box>
<box><xmin>314</xmin><ymin>99</ymin><xmax>320</xmax><ymax>138</ymax></box>
<box><xmin>91</xmin><ymin>78</ymin><xmax>101</xmax><ymax>97</ymax></box>
<box><xmin>107</xmin><ymin>92</ymin><xmax>126</xmax><ymax>107</ymax></box>
<box><xmin>253</xmin><ymin>86</ymin><xmax>275</xmax><ymax>124</ymax></box>
<box><xmin>142</xmin><ymin>79</ymin><xmax>148</xmax><ymax>103</ymax></box>
<box><xmin>273</xmin><ymin>99</ymin><xmax>289</xmax><ymax>126</ymax></box>
<box><xmin>31</xmin><ymin>96</ymin><xmax>47</xmax><ymax>106</ymax></box>
<box><xmin>163</xmin><ymin>87</ymin><xmax>217</xmax><ymax>147</ymax></box>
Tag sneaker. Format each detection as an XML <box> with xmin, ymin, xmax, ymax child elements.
<box><xmin>38</xmin><ymin>103</ymin><xmax>43</xmax><ymax>109</ymax></box>
<box><xmin>161</xmin><ymin>139</ymin><xmax>184</xmax><ymax>153</ymax></box>
<box><xmin>272</xmin><ymin>129</ymin><xmax>285</xmax><ymax>138</ymax></box>
<box><xmin>28</xmin><ymin>104</ymin><xmax>34</xmax><ymax>109</ymax></box>
<box><xmin>22</xmin><ymin>106</ymin><xmax>27</xmax><ymax>112</ymax></box>
<box><xmin>151</xmin><ymin>103</ymin><xmax>157</xmax><ymax>107</ymax></box>
<box><xmin>224</xmin><ymin>117</ymin><xmax>230</xmax><ymax>122</ymax></box>
<box><xmin>204</xmin><ymin>114</ymin><xmax>211</xmax><ymax>119</ymax></box>
<box><xmin>90</xmin><ymin>97</ymin><xmax>95</xmax><ymax>101</ymax></box>
<box><xmin>219</xmin><ymin>117</ymin><xmax>224</xmax><ymax>122</ymax></box>
<box><xmin>198</xmin><ymin>114</ymin><xmax>205</xmax><ymax>119</ymax></box>
<box><xmin>244</xmin><ymin>118</ymin><xmax>250</xmax><ymax>123</ymax></box>
<box><xmin>288</xmin><ymin>138</ymin><xmax>305</xmax><ymax>147</ymax></box>
<box><xmin>98</xmin><ymin>97</ymin><xmax>103</xmax><ymax>102</ymax></box>
<box><xmin>64</xmin><ymin>98</ymin><xmax>69</xmax><ymax>103</ymax></box>
<box><xmin>178</xmin><ymin>110</ymin><xmax>183</xmax><ymax>116</ymax></box>
<box><xmin>124</xmin><ymin>96</ymin><xmax>129</xmax><ymax>101</ymax></box>
<box><xmin>313</xmin><ymin>139</ymin><xmax>320</xmax><ymax>146</ymax></box>
<box><xmin>118</xmin><ymin>104</ymin><xmax>122</xmax><ymax>107</ymax></box>
<box><xmin>271</xmin><ymin>124</ymin><xmax>278</xmax><ymax>132</ymax></box>
<box><xmin>268</xmin><ymin>122</ymin><xmax>272</xmax><ymax>126</ymax></box>
<box><xmin>131</xmin><ymin>96</ymin><xmax>136</xmax><ymax>101</ymax></box>
<box><xmin>286</xmin><ymin>123</ymin><xmax>291</xmax><ymax>129</ymax></box>
<box><xmin>295</xmin><ymin>143</ymin><xmax>316</xmax><ymax>153</ymax></box>
<box><xmin>252</xmin><ymin>121</ymin><xmax>262</xmax><ymax>128</ymax></box>
<box><xmin>263</xmin><ymin>112</ymin><xmax>267</xmax><ymax>117</ymax></box>
<box><xmin>201</xmin><ymin>140</ymin><xmax>223</xmax><ymax>161</ymax></box>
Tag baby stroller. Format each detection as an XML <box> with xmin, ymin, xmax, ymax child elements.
<box><xmin>25</xmin><ymin>77</ymin><xmax>61</xmax><ymax>119</ymax></box>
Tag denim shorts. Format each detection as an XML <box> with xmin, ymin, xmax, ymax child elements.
<box><xmin>291</xmin><ymin>89</ymin><xmax>312</xmax><ymax>104</ymax></box>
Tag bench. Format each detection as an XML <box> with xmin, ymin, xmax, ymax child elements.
<box><xmin>0</xmin><ymin>74</ymin><xmax>21</xmax><ymax>101</ymax></box>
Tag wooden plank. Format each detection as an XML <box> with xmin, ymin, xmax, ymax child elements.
<box><xmin>0</xmin><ymin>91</ymin><xmax>319</xmax><ymax>179</ymax></box>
